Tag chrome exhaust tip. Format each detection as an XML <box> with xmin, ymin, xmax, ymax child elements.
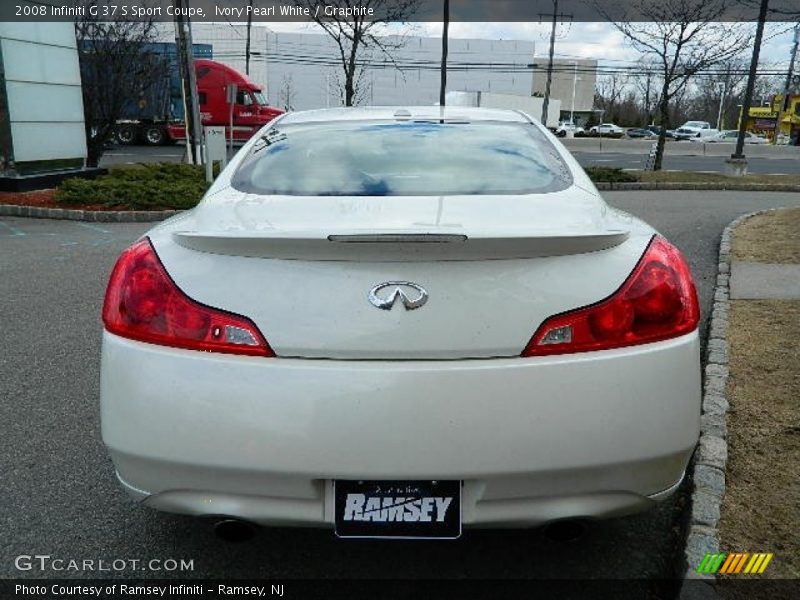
<box><xmin>542</xmin><ymin>519</ymin><xmax>588</xmax><ymax>542</ymax></box>
<box><xmin>213</xmin><ymin>518</ymin><xmax>257</xmax><ymax>543</ymax></box>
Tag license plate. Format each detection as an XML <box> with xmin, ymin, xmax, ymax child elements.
<box><xmin>334</xmin><ymin>480</ymin><xmax>461</xmax><ymax>539</ymax></box>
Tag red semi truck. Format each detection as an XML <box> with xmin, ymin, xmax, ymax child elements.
<box><xmin>115</xmin><ymin>49</ymin><xmax>283</xmax><ymax>146</ymax></box>
<box><xmin>165</xmin><ymin>59</ymin><xmax>284</xmax><ymax>145</ymax></box>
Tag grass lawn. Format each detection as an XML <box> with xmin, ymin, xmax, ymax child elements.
<box><xmin>639</xmin><ymin>171</ymin><xmax>800</xmax><ymax>185</ymax></box>
<box><xmin>718</xmin><ymin>208</ymin><xmax>800</xmax><ymax>589</ymax></box>
<box><xmin>718</xmin><ymin>300</ymin><xmax>800</xmax><ymax>584</ymax></box>
<box><xmin>732</xmin><ymin>208</ymin><xmax>800</xmax><ymax>264</ymax></box>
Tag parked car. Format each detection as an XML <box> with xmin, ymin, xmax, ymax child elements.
<box><xmin>589</xmin><ymin>123</ymin><xmax>625</xmax><ymax>137</ymax></box>
<box><xmin>673</xmin><ymin>121</ymin><xmax>718</xmax><ymax>141</ymax></box>
<box><xmin>101</xmin><ymin>106</ymin><xmax>701</xmax><ymax>539</ymax></box>
<box><xmin>644</xmin><ymin>125</ymin><xmax>677</xmax><ymax>140</ymax></box>
<box><xmin>695</xmin><ymin>130</ymin><xmax>767</xmax><ymax>144</ymax></box>
<box><xmin>553</xmin><ymin>121</ymin><xmax>585</xmax><ymax>137</ymax></box>
<box><xmin>625</xmin><ymin>128</ymin><xmax>657</xmax><ymax>139</ymax></box>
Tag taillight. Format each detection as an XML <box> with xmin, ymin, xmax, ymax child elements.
<box><xmin>522</xmin><ymin>236</ymin><xmax>699</xmax><ymax>357</ymax></box>
<box><xmin>102</xmin><ymin>238</ymin><xmax>274</xmax><ymax>357</ymax></box>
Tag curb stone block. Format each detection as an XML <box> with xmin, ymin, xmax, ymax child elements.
<box><xmin>700</xmin><ymin>413</ymin><xmax>727</xmax><ymax>439</ymax></box>
<box><xmin>709</xmin><ymin>318</ymin><xmax>727</xmax><ymax>340</ymax></box>
<box><xmin>681</xmin><ymin>214</ymin><xmax>774</xmax><ymax>597</ymax></box>
<box><xmin>708</xmin><ymin>350</ymin><xmax>728</xmax><ymax>366</ymax></box>
<box><xmin>704</xmin><ymin>376</ymin><xmax>726</xmax><ymax>396</ymax></box>
<box><xmin>691</xmin><ymin>490</ymin><xmax>721</xmax><ymax>528</ymax></box>
<box><xmin>684</xmin><ymin>524</ymin><xmax>720</xmax><ymax>583</ymax></box>
<box><xmin>694</xmin><ymin>465</ymin><xmax>725</xmax><ymax>498</ymax></box>
<box><xmin>697</xmin><ymin>434</ymin><xmax>727</xmax><ymax>470</ymax></box>
<box><xmin>703</xmin><ymin>394</ymin><xmax>730</xmax><ymax>416</ymax></box>
<box><xmin>705</xmin><ymin>364</ymin><xmax>729</xmax><ymax>379</ymax></box>
<box><xmin>0</xmin><ymin>203</ymin><xmax>183</xmax><ymax>222</ymax></box>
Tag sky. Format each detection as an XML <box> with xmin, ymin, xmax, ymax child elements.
<box><xmin>262</xmin><ymin>21</ymin><xmax>798</xmax><ymax>71</ymax></box>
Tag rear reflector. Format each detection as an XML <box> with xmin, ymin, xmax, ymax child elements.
<box><xmin>522</xmin><ymin>236</ymin><xmax>699</xmax><ymax>356</ymax></box>
<box><xmin>102</xmin><ymin>238</ymin><xmax>273</xmax><ymax>357</ymax></box>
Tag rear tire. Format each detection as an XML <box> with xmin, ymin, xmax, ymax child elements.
<box><xmin>556</xmin><ymin>130</ymin><xmax>566</xmax><ymax>137</ymax></box>
<box><xmin>144</xmin><ymin>126</ymin><xmax>166</xmax><ymax>146</ymax></box>
<box><xmin>116</xmin><ymin>124</ymin><xmax>138</xmax><ymax>145</ymax></box>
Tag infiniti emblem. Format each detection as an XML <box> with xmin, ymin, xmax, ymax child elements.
<box><xmin>368</xmin><ymin>281</ymin><xmax>428</xmax><ymax>311</ymax></box>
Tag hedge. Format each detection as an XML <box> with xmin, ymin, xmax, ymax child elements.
<box><xmin>55</xmin><ymin>163</ymin><xmax>211</xmax><ymax>210</ymax></box>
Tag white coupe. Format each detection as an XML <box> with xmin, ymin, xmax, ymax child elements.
<box><xmin>101</xmin><ymin>107</ymin><xmax>701</xmax><ymax>540</ymax></box>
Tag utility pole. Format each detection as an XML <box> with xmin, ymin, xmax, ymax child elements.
<box><xmin>728</xmin><ymin>0</ymin><xmax>770</xmax><ymax>174</ymax></box>
<box><xmin>174</xmin><ymin>0</ymin><xmax>203</xmax><ymax>165</ymax></box>
<box><xmin>539</xmin><ymin>0</ymin><xmax>572</xmax><ymax>126</ymax></box>
<box><xmin>439</xmin><ymin>0</ymin><xmax>449</xmax><ymax>108</ymax></box>
<box><xmin>772</xmin><ymin>23</ymin><xmax>800</xmax><ymax>145</ymax></box>
<box><xmin>245</xmin><ymin>0</ymin><xmax>253</xmax><ymax>75</ymax></box>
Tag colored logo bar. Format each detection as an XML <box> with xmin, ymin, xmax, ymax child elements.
<box><xmin>696</xmin><ymin>553</ymin><xmax>773</xmax><ymax>574</ymax></box>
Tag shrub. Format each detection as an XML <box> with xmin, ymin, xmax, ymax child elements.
<box><xmin>584</xmin><ymin>166</ymin><xmax>640</xmax><ymax>183</ymax></box>
<box><xmin>55</xmin><ymin>163</ymin><xmax>211</xmax><ymax>210</ymax></box>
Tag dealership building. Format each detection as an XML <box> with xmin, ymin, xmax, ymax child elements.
<box><xmin>0</xmin><ymin>14</ymin><xmax>88</xmax><ymax>189</ymax></box>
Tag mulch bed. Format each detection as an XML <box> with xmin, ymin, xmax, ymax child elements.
<box><xmin>0</xmin><ymin>189</ymin><xmax>130</xmax><ymax>212</ymax></box>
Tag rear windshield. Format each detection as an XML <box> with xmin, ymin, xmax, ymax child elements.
<box><xmin>231</xmin><ymin>120</ymin><xmax>573</xmax><ymax>196</ymax></box>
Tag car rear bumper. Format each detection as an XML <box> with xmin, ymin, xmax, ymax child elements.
<box><xmin>101</xmin><ymin>330</ymin><xmax>701</xmax><ymax>527</ymax></box>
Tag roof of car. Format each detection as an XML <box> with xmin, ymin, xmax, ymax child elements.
<box><xmin>277</xmin><ymin>106</ymin><xmax>534</xmax><ymax>125</ymax></box>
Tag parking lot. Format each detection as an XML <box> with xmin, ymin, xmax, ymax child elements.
<box><xmin>3</xmin><ymin>191</ymin><xmax>800</xmax><ymax>593</ymax></box>
<box><xmin>100</xmin><ymin>140</ymin><xmax>800</xmax><ymax>175</ymax></box>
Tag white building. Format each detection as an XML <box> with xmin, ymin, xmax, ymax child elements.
<box><xmin>264</xmin><ymin>31</ymin><xmax>536</xmax><ymax>111</ymax></box>
<box><xmin>165</xmin><ymin>24</ymin><xmax>597</xmax><ymax>120</ymax></box>
<box><xmin>531</xmin><ymin>58</ymin><xmax>598</xmax><ymax>124</ymax></box>
<box><xmin>1</xmin><ymin>13</ymin><xmax>87</xmax><ymax>187</ymax></box>
<box><xmin>180</xmin><ymin>24</ymin><xmax>538</xmax><ymax>111</ymax></box>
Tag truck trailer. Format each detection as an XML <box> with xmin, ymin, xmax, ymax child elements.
<box><xmin>83</xmin><ymin>42</ymin><xmax>283</xmax><ymax>146</ymax></box>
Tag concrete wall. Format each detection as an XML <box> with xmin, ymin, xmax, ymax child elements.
<box><xmin>264</xmin><ymin>31</ymin><xmax>536</xmax><ymax>111</ymax></box>
<box><xmin>0</xmin><ymin>14</ymin><xmax>87</xmax><ymax>174</ymax></box>
<box><xmin>531</xmin><ymin>58</ymin><xmax>597</xmax><ymax>118</ymax></box>
<box><xmin>446</xmin><ymin>91</ymin><xmax>561</xmax><ymax>127</ymax></box>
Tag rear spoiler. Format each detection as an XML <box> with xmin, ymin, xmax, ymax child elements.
<box><xmin>172</xmin><ymin>229</ymin><xmax>630</xmax><ymax>261</ymax></box>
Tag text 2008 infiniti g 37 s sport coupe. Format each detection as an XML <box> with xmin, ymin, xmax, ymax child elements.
<box><xmin>101</xmin><ymin>107</ymin><xmax>700</xmax><ymax>539</ymax></box>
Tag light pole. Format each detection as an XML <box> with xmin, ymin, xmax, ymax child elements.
<box><xmin>569</xmin><ymin>61</ymin><xmax>581</xmax><ymax>125</ymax></box>
<box><xmin>716</xmin><ymin>81</ymin><xmax>726</xmax><ymax>130</ymax></box>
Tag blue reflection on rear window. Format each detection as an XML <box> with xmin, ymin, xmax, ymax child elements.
<box><xmin>232</xmin><ymin>120</ymin><xmax>573</xmax><ymax>196</ymax></box>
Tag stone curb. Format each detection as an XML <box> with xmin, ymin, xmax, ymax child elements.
<box><xmin>594</xmin><ymin>182</ymin><xmax>800</xmax><ymax>192</ymax></box>
<box><xmin>679</xmin><ymin>208</ymin><xmax>779</xmax><ymax>599</ymax></box>
<box><xmin>0</xmin><ymin>204</ymin><xmax>182</xmax><ymax>222</ymax></box>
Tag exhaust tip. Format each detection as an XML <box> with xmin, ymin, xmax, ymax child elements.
<box><xmin>213</xmin><ymin>519</ymin><xmax>256</xmax><ymax>543</ymax></box>
<box><xmin>543</xmin><ymin>519</ymin><xmax>588</xmax><ymax>542</ymax></box>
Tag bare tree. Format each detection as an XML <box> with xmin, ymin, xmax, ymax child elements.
<box><xmin>330</xmin><ymin>65</ymin><xmax>374</xmax><ymax>107</ymax></box>
<box><xmin>296</xmin><ymin>0</ymin><xmax>419</xmax><ymax>106</ymax></box>
<box><xmin>598</xmin><ymin>0</ymin><xmax>752</xmax><ymax>169</ymax></box>
<box><xmin>594</xmin><ymin>73</ymin><xmax>629</xmax><ymax>123</ymax></box>
<box><xmin>74</xmin><ymin>1</ymin><xmax>164</xmax><ymax>166</ymax></box>
<box><xmin>686</xmin><ymin>57</ymin><xmax>750</xmax><ymax>128</ymax></box>
<box><xmin>279</xmin><ymin>74</ymin><xmax>297</xmax><ymax>111</ymax></box>
<box><xmin>631</xmin><ymin>61</ymin><xmax>663</xmax><ymax>126</ymax></box>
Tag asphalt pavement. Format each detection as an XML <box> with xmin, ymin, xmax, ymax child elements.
<box><xmin>3</xmin><ymin>191</ymin><xmax>800</xmax><ymax>592</ymax></box>
<box><xmin>573</xmin><ymin>151</ymin><xmax>800</xmax><ymax>175</ymax></box>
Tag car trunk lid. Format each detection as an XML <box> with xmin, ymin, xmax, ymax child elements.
<box><xmin>151</xmin><ymin>190</ymin><xmax>649</xmax><ymax>359</ymax></box>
